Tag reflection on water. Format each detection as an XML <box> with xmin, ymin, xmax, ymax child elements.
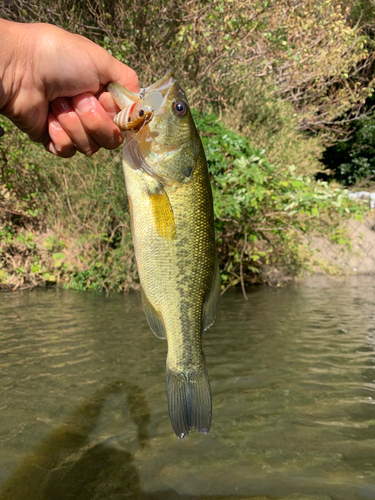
<box><xmin>0</xmin><ymin>276</ymin><xmax>375</xmax><ymax>500</ymax></box>
<box><xmin>0</xmin><ymin>382</ymin><xmax>149</xmax><ymax>500</ymax></box>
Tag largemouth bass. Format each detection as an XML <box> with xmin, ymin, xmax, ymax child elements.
<box><xmin>108</xmin><ymin>71</ymin><xmax>220</xmax><ymax>439</ymax></box>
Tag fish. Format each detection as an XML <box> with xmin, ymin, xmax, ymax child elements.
<box><xmin>108</xmin><ymin>71</ymin><xmax>220</xmax><ymax>439</ymax></box>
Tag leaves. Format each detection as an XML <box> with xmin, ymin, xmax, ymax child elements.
<box><xmin>194</xmin><ymin>110</ymin><xmax>369</xmax><ymax>288</ymax></box>
<box><xmin>3</xmin><ymin>0</ymin><xmax>373</xmax><ymax>141</ymax></box>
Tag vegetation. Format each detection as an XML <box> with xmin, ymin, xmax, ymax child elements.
<box><xmin>316</xmin><ymin>1</ymin><xmax>375</xmax><ymax>186</ymax></box>
<box><xmin>0</xmin><ymin>111</ymin><xmax>367</xmax><ymax>292</ymax></box>
<box><xmin>0</xmin><ymin>0</ymin><xmax>374</xmax><ymax>292</ymax></box>
<box><xmin>2</xmin><ymin>0</ymin><xmax>374</xmax><ymax>141</ymax></box>
<box><xmin>196</xmin><ymin>111</ymin><xmax>367</xmax><ymax>291</ymax></box>
<box><xmin>0</xmin><ymin>114</ymin><xmax>138</xmax><ymax>292</ymax></box>
<box><xmin>322</xmin><ymin>112</ymin><xmax>375</xmax><ymax>186</ymax></box>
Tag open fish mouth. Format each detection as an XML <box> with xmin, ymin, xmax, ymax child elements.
<box><xmin>108</xmin><ymin>70</ymin><xmax>178</xmax><ymax>129</ymax></box>
<box><xmin>108</xmin><ymin>71</ymin><xmax>195</xmax><ymax>185</ymax></box>
<box><xmin>141</xmin><ymin>70</ymin><xmax>182</xmax><ymax>118</ymax></box>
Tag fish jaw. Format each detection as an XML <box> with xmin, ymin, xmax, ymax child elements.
<box><xmin>107</xmin><ymin>82</ymin><xmax>139</xmax><ymax>110</ymax></box>
<box><xmin>108</xmin><ymin>71</ymin><xmax>177</xmax><ymax>125</ymax></box>
<box><xmin>145</xmin><ymin>69</ymin><xmax>175</xmax><ymax>93</ymax></box>
<box><xmin>110</xmin><ymin>77</ymin><xmax>200</xmax><ymax>185</ymax></box>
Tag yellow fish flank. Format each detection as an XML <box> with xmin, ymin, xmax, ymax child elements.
<box><xmin>108</xmin><ymin>71</ymin><xmax>220</xmax><ymax>439</ymax></box>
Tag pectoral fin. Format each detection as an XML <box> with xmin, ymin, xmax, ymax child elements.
<box><xmin>142</xmin><ymin>289</ymin><xmax>166</xmax><ymax>339</ymax></box>
<box><xmin>148</xmin><ymin>186</ymin><xmax>176</xmax><ymax>240</ymax></box>
<box><xmin>202</xmin><ymin>260</ymin><xmax>221</xmax><ymax>333</ymax></box>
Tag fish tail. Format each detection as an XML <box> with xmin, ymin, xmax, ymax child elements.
<box><xmin>166</xmin><ymin>368</ymin><xmax>212</xmax><ymax>440</ymax></box>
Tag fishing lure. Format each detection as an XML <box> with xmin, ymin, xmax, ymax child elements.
<box><xmin>111</xmin><ymin>87</ymin><xmax>164</xmax><ymax>132</ymax></box>
<box><xmin>113</xmin><ymin>101</ymin><xmax>154</xmax><ymax>131</ymax></box>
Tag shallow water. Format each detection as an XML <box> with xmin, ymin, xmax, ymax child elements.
<box><xmin>0</xmin><ymin>276</ymin><xmax>374</xmax><ymax>500</ymax></box>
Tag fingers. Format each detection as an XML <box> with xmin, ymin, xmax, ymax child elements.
<box><xmin>98</xmin><ymin>91</ymin><xmax>120</xmax><ymax>119</ymax></box>
<box><xmin>99</xmin><ymin>56</ymin><xmax>140</xmax><ymax>94</ymax></box>
<box><xmin>119</xmin><ymin>67</ymin><xmax>139</xmax><ymax>94</ymax></box>
<box><xmin>72</xmin><ymin>93</ymin><xmax>123</xmax><ymax>150</ymax></box>
<box><xmin>49</xmin><ymin>93</ymin><xmax>124</xmax><ymax>157</ymax></box>
<box><xmin>46</xmin><ymin>112</ymin><xmax>76</xmax><ymax>157</ymax></box>
<box><xmin>51</xmin><ymin>96</ymin><xmax>100</xmax><ymax>156</ymax></box>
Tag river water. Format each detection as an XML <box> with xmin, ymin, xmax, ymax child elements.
<box><xmin>0</xmin><ymin>276</ymin><xmax>374</xmax><ymax>500</ymax></box>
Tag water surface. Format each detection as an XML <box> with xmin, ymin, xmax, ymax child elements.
<box><xmin>0</xmin><ymin>276</ymin><xmax>375</xmax><ymax>499</ymax></box>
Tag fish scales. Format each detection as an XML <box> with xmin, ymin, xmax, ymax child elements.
<box><xmin>127</xmin><ymin>150</ymin><xmax>215</xmax><ymax>371</ymax></box>
<box><xmin>108</xmin><ymin>71</ymin><xmax>220</xmax><ymax>439</ymax></box>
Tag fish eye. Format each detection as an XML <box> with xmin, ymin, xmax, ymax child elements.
<box><xmin>139</xmin><ymin>109</ymin><xmax>145</xmax><ymax>117</ymax></box>
<box><xmin>173</xmin><ymin>100</ymin><xmax>188</xmax><ymax>116</ymax></box>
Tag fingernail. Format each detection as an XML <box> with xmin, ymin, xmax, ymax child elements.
<box><xmin>75</xmin><ymin>96</ymin><xmax>96</xmax><ymax>114</ymax></box>
<box><xmin>52</xmin><ymin>119</ymin><xmax>63</xmax><ymax>130</ymax></box>
<box><xmin>54</xmin><ymin>98</ymin><xmax>73</xmax><ymax>113</ymax></box>
<box><xmin>46</xmin><ymin>142</ymin><xmax>58</xmax><ymax>155</ymax></box>
<box><xmin>117</xmin><ymin>134</ymin><xmax>124</xmax><ymax>147</ymax></box>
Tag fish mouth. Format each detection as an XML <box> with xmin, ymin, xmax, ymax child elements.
<box><xmin>143</xmin><ymin>70</ymin><xmax>179</xmax><ymax>117</ymax></box>
<box><xmin>146</xmin><ymin>69</ymin><xmax>176</xmax><ymax>94</ymax></box>
<box><xmin>109</xmin><ymin>71</ymin><xmax>192</xmax><ymax>185</ymax></box>
<box><xmin>108</xmin><ymin>70</ymin><xmax>180</xmax><ymax>118</ymax></box>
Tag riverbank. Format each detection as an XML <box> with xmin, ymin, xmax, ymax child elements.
<box><xmin>0</xmin><ymin>112</ymin><xmax>370</xmax><ymax>293</ymax></box>
<box><xmin>310</xmin><ymin>214</ymin><xmax>375</xmax><ymax>276</ymax></box>
<box><xmin>2</xmin><ymin>213</ymin><xmax>374</xmax><ymax>293</ymax></box>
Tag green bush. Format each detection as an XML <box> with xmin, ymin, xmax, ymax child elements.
<box><xmin>222</xmin><ymin>78</ymin><xmax>324</xmax><ymax>176</ymax></box>
<box><xmin>0</xmin><ymin>115</ymin><xmax>138</xmax><ymax>292</ymax></box>
<box><xmin>194</xmin><ymin>110</ymin><xmax>368</xmax><ymax>288</ymax></box>
<box><xmin>0</xmin><ymin>111</ymin><xmax>369</xmax><ymax>292</ymax></box>
<box><xmin>2</xmin><ymin>0</ymin><xmax>373</xmax><ymax>142</ymax></box>
<box><xmin>321</xmin><ymin>113</ymin><xmax>375</xmax><ymax>186</ymax></box>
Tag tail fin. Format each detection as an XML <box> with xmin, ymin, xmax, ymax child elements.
<box><xmin>166</xmin><ymin>368</ymin><xmax>212</xmax><ymax>440</ymax></box>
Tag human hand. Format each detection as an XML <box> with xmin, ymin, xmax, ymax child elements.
<box><xmin>0</xmin><ymin>20</ymin><xmax>139</xmax><ymax>157</ymax></box>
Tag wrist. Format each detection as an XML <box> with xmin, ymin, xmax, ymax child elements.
<box><xmin>0</xmin><ymin>20</ymin><xmax>35</xmax><ymax>116</ymax></box>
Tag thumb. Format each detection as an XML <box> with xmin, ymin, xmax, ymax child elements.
<box><xmin>96</xmin><ymin>51</ymin><xmax>140</xmax><ymax>94</ymax></box>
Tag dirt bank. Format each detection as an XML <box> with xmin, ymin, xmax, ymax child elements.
<box><xmin>311</xmin><ymin>214</ymin><xmax>375</xmax><ymax>275</ymax></box>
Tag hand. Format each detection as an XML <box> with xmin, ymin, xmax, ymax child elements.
<box><xmin>0</xmin><ymin>20</ymin><xmax>139</xmax><ymax>157</ymax></box>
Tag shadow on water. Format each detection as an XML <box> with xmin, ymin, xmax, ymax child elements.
<box><xmin>0</xmin><ymin>380</ymin><xmax>272</xmax><ymax>500</ymax></box>
<box><xmin>339</xmin><ymin>322</ymin><xmax>375</xmax><ymax>479</ymax></box>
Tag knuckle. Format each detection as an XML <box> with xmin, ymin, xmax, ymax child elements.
<box><xmin>79</xmin><ymin>145</ymin><xmax>99</xmax><ymax>157</ymax></box>
<box><xmin>59</xmin><ymin>147</ymin><xmax>77</xmax><ymax>158</ymax></box>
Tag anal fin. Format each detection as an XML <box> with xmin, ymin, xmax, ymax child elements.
<box><xmin>142</xmin><ymin>289</ymin><xmax>166</xmax><ymax>339</ymax></box>
<box><xmin>202</xmin><ymin>260</ymin><xmax>221</xmax><ymax>333</ymax></box>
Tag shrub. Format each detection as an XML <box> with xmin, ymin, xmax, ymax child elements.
<box><xmin>194</xmin><ymin>110</ymin><xmax>368</xmax><ymax>290</ymax></box>
<box><xmin>0</xmin><ymin>115</ymin><xmax>137</xmax><ymax>292</ymax></box>
<box><xmin>322</xmin><ymin>113</ymin><xmax>375</xmax><ymax>186</ymax></box>
<box><xmin>222</xmin><ymin>78</ymin><xmax>324</xmax><ymax>176</ymax></box>
<box><xmin>1</xmin><ymin>112</ymin><xmax>367</xmax><ymax>292</ymax></box>
<box><xmin>2</xmin><ymin>0</ymin><xmax>373</xmax><ymax>141</ymax></box>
